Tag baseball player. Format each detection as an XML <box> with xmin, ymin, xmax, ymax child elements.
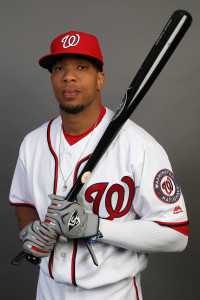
<box><xmin>10</xmin><ymin>31</ymin><xmax>189</xmax><ymax>300</ymax></box>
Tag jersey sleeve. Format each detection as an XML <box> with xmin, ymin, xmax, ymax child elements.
<box><xmin>133</xmin><ymin>140</ymin><xmax>189</xmax><ymax>236</ymax></box>
<box><xmin>9</xmin><ymin>138</ymin><xmax>35</xmax><ymax>208</ymax></box>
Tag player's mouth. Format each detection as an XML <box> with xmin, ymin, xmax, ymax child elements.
<box><xmin>62</xmin><ymin>88</ymin><xmax>80</xmax><ymax>99</ymax></box>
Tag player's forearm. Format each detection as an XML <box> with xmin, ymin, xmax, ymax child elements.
<box><xmin>15</xmin><ymin>206</ymin><xmax>40</xmax><ymax>231</ymax></box>
<box><xmin>99</xmin><ymin>219</ymin><xmax>188</xmax><ymax>253</ymax></box>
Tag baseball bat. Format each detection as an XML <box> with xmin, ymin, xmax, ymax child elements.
<box><xmin>12</xmin><ymin>9</ymin><xmax>192</xmax><ymax>266</ymax></box>
<box><xmin>65</xmin><ymin>9</ymin><xmax>192</xmax><ymax>201</ymax></box>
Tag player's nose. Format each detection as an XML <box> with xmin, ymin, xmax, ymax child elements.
<box><xmin>63</xmin><ymin>69</ymin><xmax>77</xmax><ymax>83</ymax></box>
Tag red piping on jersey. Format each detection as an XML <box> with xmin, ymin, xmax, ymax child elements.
<box><xmin>48</xmin><ymin>250</ymin><xmax>54</xmax><ymax>279</ymax></box>
<box><xmin>47</xmin><ymin>118</ymin><xmax>59</xmax><ymax>195</ymax></box>
<box><xmin>47</xmin><ymin>111</ymin><xmax>106</xmax><ymax>284</ymax></box>
<box><xmin>133</xmin><ymin>276</ymin><xmax>139</xmax><ymax>300</ymax></box>
<box><xmin>73</xmin><ymin>154</ymin><xmax>91</xmax><ymax>183</ymax></box>
<box><xmin>10</xmin><ymin>202</ymin><xmax>36</xmax><ymax>208</ymax></box>
<box><xmin>10</xmin><ymin>118</ymin><xmax>59</xmax><ymax>210</ymax></box>
<box><xmin>47</xmin><ymin>120</ymin><xmax>93</xmax><ymax>284</ymax></box>
<box><xmin>47</xmin><ymin>118</ymin><xmax>59</xmax><ymax>279</ymax></box>
<box><xmin>71</xmin><ymin>241</ymin><xmax>78</xmax><ymax>286</ymax></box>
<box><xmin>71</xmin><ymin>155</ymin><xmax>91</xmax><ymax>286</ymax></box>
<box><xmin>155</xmin><ymin>220</ymin><xmax>189</xmax><ymax>236</ymax></box>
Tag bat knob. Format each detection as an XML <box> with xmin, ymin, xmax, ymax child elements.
<box><xmin>11</xmin><ymin>251</ymin><xmax>41</xmax><ymax>266</ymax></box>
<box><xmin>25</xmin><ymin>253</ymin><xmax>41</xmax><ymax>265</ymax></box>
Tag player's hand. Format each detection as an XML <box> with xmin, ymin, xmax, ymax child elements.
<box><xmin>20</xmin><ymin>220</ymin><xmax>57</xmax><ymax>258</ymax></box>
<box><xmin>45</xmin><ymin>194</ymin><xmax>99</xmax><ymax>240</ymax></box>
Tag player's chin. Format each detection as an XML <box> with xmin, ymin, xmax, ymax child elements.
<box><xmin>59</xmin><ymin>103</ymin><xmax>85</xmax><ymax>114</ymax></box>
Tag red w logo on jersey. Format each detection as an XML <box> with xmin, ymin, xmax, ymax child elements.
<box><xmin>85</xmin><ymin>176</ymin><xmax>135</xmax><ymax>220</ymax></box>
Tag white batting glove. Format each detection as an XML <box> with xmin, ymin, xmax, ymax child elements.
<box><xmin>20</xmin><ymin>220</ymin><xmax>57</xmax><ymax>258</ymax></box>
<box><xmin>45</xmin><ymin>194</ymin><xmax>99</xmax><ymax>240</ymax></box>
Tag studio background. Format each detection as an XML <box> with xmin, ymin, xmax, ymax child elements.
<box><xmin>1</xmin><ymin>0</ymin><xmax>199</xmax><ymax>299</ymax></box>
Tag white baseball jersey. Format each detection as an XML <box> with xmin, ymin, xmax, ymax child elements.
<box><xmin>10</xmin><ymin>107</ymin><xmax>188</xmax><ymax>300</ymax></box>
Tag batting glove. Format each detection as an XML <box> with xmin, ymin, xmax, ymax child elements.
<box><xmin>45</xmin><ymin>194</ymin><xmax>99</xmax><ymax>240</ymax></box>
<box><xmin>20</xmin><ymin>220</ymin><xmax>57</xmax><ymax>258</ymax></box>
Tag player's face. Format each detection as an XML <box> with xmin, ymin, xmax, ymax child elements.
<box><xmin>51</xmin><ymin>56</ymin><xmax>105</xmax><ymax>114</ymax></box>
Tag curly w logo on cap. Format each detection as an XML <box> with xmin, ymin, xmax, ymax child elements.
<box><xmin>61</xmin><ymin>34</ymin><xmax>80</xmax><ymax>49</ymax></box>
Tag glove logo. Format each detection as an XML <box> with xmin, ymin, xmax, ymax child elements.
<box><xmin>154</xmin><ymin>169</ymin><xmax>181</xmax><ymax>203</ymax></box>
<box><xmin>68</xmin><ymin>210</ymin><xmax>81</xmax><ymax>231</ymax></box>
<box><xmin>61</xmin><ymin>34</ymin><xmax>80</xmax><ymax>49</ymax></box>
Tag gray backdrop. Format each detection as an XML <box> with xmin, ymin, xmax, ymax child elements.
<box><xmin>1</xmin><ymin>0</ymin><xmax>199</xmax><ymax>299</ymax></box>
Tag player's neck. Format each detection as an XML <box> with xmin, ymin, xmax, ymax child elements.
<box><xmin>60</xmin><ymin>102</ymin><xmax>102</xmax><ymax>135</ymax></box>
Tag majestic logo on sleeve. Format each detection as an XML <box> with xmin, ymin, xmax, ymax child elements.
<box><xmin>61</xmin><ymin>34</ymin><xmax>80</xmax><ymax>49</ymax></box>
<box><xmin>154</xmin><ymin>169</ymin><xmax>181</xmax><ymax>203</ymax></box>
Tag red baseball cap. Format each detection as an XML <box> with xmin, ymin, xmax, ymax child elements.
<box><xmin>39</xmin><ymin>31</ymin><xmax>104</xmax><ymax>71</ymax></box>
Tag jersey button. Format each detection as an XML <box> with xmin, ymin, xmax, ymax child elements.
<box><xmin>60</xmin><ymin>252</ymin><xmax>66</xmax><ymax>258</ymax></box>
<box><xmin>65</xmin><ymin>153</ymin><xmax>70</xmax><ymax>159</ymax></box>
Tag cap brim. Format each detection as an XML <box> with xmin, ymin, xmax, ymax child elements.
<box><xmin>39</xmin><ymin>53</ymin><xmax>103</xmax><ymax>71</ymax></box>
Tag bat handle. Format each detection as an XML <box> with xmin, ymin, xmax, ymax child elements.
<box><xmin>11</xmin><ymin>251</ymin><xmax>41</xmax><ymax>266</ymax></box>
<box><xmin>26</xmin><ymin>253</ymin><xmax>41</xmax><ymax>265</ymax></box>
<box><xmin>12</xmin><ymin>244</ymin><xmax>97</xmax><ymax>267</ymax></box>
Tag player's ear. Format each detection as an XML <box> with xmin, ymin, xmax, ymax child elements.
<box><xmin>97</xmin><ymin>72</ymin><xmax>105</xmax><ymax>91</ymax></box>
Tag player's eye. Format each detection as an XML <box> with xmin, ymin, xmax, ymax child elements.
<box><xmin>53</xmin><ymin>66</ymin><xmax>64</xmax><ymax>71</ymax></box>
<box><xmin>78</xmin><ymin>65</ymin><xmax>88</xmax><ymax>70</ymax></box>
